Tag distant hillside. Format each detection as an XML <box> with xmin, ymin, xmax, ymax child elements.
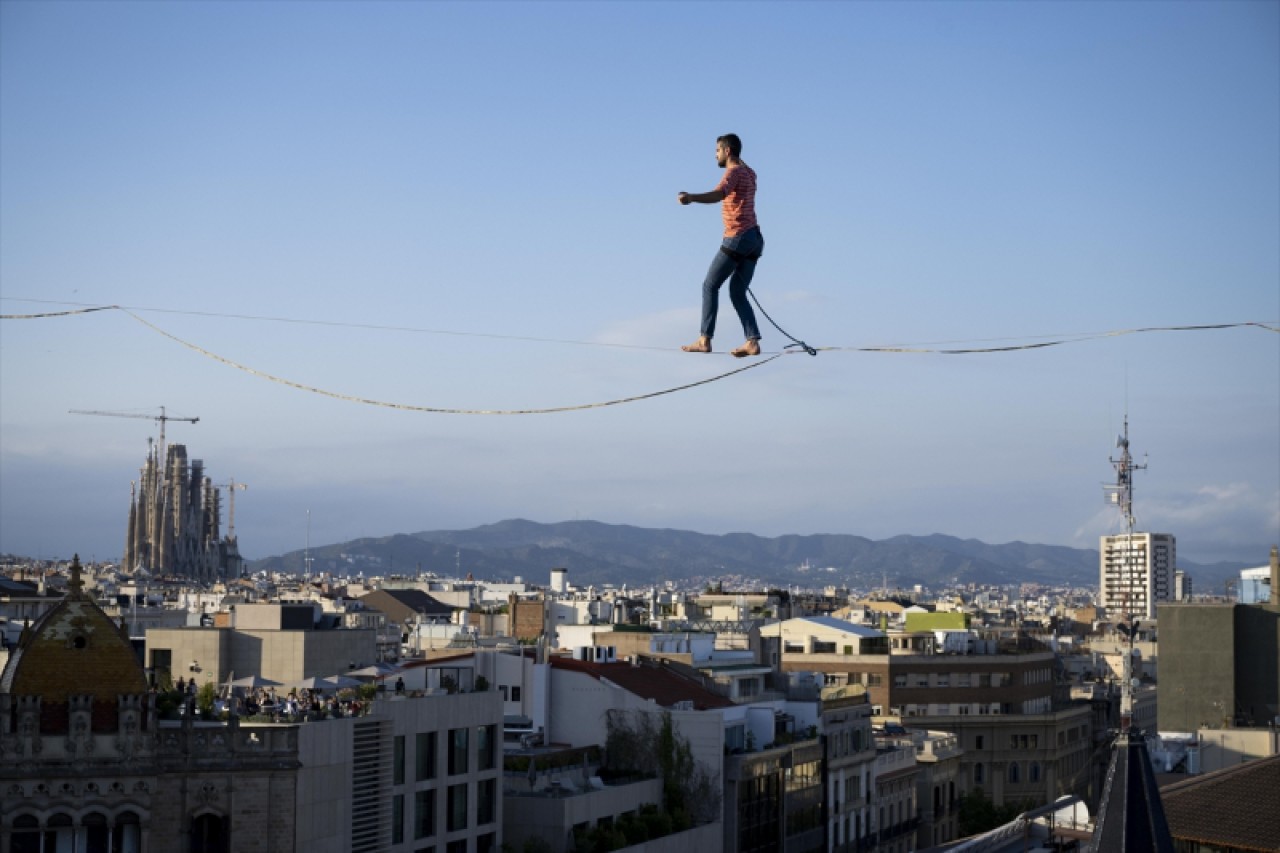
<box><xmin>247</xmin><ymin>519</ymin><xmax>1251</xmax><ymax>592</ymax></box>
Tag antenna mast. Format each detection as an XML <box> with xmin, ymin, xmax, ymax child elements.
<box><xmin>1105</xmin><ymin>414</ymin><xmax>1148</xmax><ymax>732</ymax></box>
<box><xmin>1106</xmin><ymin>414</ymin><xmax>1147</xmax><ymax>533</ymax></box>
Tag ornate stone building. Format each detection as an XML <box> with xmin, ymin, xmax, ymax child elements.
<box><xmin>0</xmin><ymin>556</ymin><xmax>298</xmax><ymax>853</ymax></box>
<box><xmin>124</xmin><ymin>443</ymin><xmax>242</xmax><ymax>581</ymax></box>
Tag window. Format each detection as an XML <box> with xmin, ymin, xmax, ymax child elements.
<box><xmin>477</xmin><ymin>833</ymin><xmax>497</xmax><ymax>853</ymax></box>
<box><xmin>447</xmin><ymin>784</ymin><xmax>468</xmax><ymax>832</ymax></box>
<box><xmin>813</xmin><ymin>640</ymin><xmax>836</xmax><ymax>653</ymax></box>
<box><xmin>83</xmin><ymin>813</ymin><xmax>110</xmax><ymax>853</ymax></box>
<box><xmin>1009</xmin><ymin>763</ymin><xmax>1020</xmax><ymax>784</ymax></box>
<box><xmin>867</xmin><ymin>674</ymin><xmax>883</xmax><ymax>687</ymax></box>
<box><xmin>116</xmin><ymin>812</ymin><xmax>142</xmax><ymax>853</ymax></box>
<box><xmin>973</xmin><ymin>763</ymin><xmax>984</xmax><ymax>784</ymax></box>
<box><xmin>11</xmin><ymin>814</ymin><xmax>40</xmax><ymax>853</ymax></box>
<box><xmin>1030</xmin><ymin>762</ymin><xmax>1041</xmax><ymax>783</ymax></box>
<box><xmin>477</xmin><ymin>724</ymin><xmax>496</xmax><ymax>771</ymax></box>
<box><xmin>893</xmin><ymin>675</ymin><xmax>907</xmax><ymax>688</ymax></box>
<box><xmin>478</xmin><ymin>778</ymin><xmax>497</xmax><ymax>825</ymax></box>
<box><xmin>393</xmin><ymin>794</ymin><xmax>405</xmax><ymax>844</ymax></box>
<box><xmin>150</xmin><ymin>649</ymin><xmax>172</xmax><ymax>685</ymax></box>
<box><xmin>511</xmin><ymin>686</ymin><xmax>522</xmax><ymax>702</ymax></box>
<box><xmin>416</xmin><ymin>732</ymin><xmax>437</xmax><ymax>781</ymax></box>
<box><xmin>975</xmin><ymin>735</ymin><xmax>984</xmax><ymax>750</ymax></box>
<box><xmin>190</xmin><ymin>813</ymin><xmax>229</xmax><ymax>853</ymax></box>
<box><xmin>414</xmin><ymin>790</ymin><xmax>435</xmax><ymax>840</ymax></box>
<box><xmin>449</xmin><ymin>728</ymin><xmax>469</xmax><ymax>775</ymax></box>
<box><xmin>394</xmin><ymin>736</ymin><xmax>406</xmax><ymax>785</ymax></box>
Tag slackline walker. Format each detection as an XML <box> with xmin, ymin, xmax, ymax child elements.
<box><xmin>676</xmin><ymin>133</ymin><xmax>816</xmax><ymax>358</ymax></box>
<box><xmin>1</xmin><ymin>299</ymin><xmax>1276</xmax><ymax>415</ymax></box>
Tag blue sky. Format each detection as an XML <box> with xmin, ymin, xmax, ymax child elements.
<box><xmin>2</xmin><ymin>1</ymin><xmax>1277</xmax><ymax>568</ymax></box>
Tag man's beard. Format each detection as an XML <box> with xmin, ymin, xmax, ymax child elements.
<box><xmin>717</xmin><ymin>156</ymin><xmax>727</xmax><ymax>168</ymax></box>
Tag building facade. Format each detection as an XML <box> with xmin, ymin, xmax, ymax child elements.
<box><xmin>1099</xmin><ymin>532</ymin><xmax>1175</xmax><ymax>621</ymax></box>
<box><xmin>2</xmin><ymin>558</ymin><xmax>503</xmax><ymax>853</ymax></box>
<box><xmin>124</xmin><ymin>443</ymin><xmax>243</xmax><ymax>581</ymax></box>
<box><xmin>0</xmin><ymin>558</ymin><xmax>299</xmax><ymax>853</ymax></box>
<box><xmin>820</xmin><ymin>694</ymin><xmax>877</xmax><ymax>852</ymax></box>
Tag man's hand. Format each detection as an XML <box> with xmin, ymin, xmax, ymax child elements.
<box><xmin>677</xmin><ymin>192</ymin><xmax>691</xmax><ymax>205</ymax></box>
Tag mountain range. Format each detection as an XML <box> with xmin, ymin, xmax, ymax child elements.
<box><xmin>247</xmin><ymin>519</ymin><xmax>1251</xmax><ymax>592</ymax></box>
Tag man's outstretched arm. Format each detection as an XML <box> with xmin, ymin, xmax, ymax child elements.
<box><xmin>677</xmin><ymin>189</ymin><xmax>726</xmax><ymax>205</ymax></box>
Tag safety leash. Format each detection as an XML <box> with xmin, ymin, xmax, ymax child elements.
<box><xmin>747</xmin><ymin>288</ymin><xmax>818</xmax><ymax>356</ymax></box>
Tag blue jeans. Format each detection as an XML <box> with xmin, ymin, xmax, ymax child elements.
<box><xmin>700</xmin><ymin>226</ymin><xmax>763</xmax><ymax>340</ymax></box>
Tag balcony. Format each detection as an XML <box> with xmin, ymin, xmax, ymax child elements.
<box><xmin>879</xmin><ymin>817</ymin><xmax>920</xmax><ymax>840</ymax></box>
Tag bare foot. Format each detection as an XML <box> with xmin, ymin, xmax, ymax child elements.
<box><xmin>681</xmin><ymin>337</ymin><xmax>712</xmax><ymax>353</ymax></box>
<box><xmin>730</xmin><ymin>340</ymin><xmax>761</xmax><ymax>358</ymax></box>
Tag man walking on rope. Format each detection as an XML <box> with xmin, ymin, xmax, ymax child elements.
<box><xmin>678</xmin><ymin>133</ymin><xmax>763</xmax><ymax>357</ymax></box>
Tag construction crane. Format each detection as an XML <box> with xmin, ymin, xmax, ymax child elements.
<box><xmin>69</xmin><ymin>406</ymin><xmax>199</xmax><ymax>453</ymax></box>
<box><xmin>218</xmin><ymin>478</ymin><xmax>248</xmax><ymax>540</ymax></box>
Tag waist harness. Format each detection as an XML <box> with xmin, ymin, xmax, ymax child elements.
<box><xmin>720</xmin><ymin>245</ymin><xmax>762</xmax><ymax>263</ymax></box>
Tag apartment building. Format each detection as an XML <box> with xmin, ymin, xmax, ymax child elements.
<box><xmin>820</xmin><ymin>694</ymin><xmax>877</xmax><ymax>852</ymax></box>
<box><xmin>297</xmin><ymin>690</ymin><xmax>504</xmax><ymax>853</ymax></box>
<box><xmin>872</xmin><ymin>737</ymin><xmax>918</xmax><ymax>853</ymax></box>
<box><xmin>911</xmin><ymin>730</ymin><xmax>963</xmax><ymax>849</ymax></box>
<box><xmin>769</xmin><ymin>617</ymin><xmax>1093</xmax><ymax>808</ymax></box>
<box><xmin>1099</xmin><ymin>532</ymin><xmax>1175</xmax><ymax>621</ymax></box>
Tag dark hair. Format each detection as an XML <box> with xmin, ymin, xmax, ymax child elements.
<box><xmin>717</xmin><ymin>133</ymin><xmax>743</xmax><ymax>158</ymax></box>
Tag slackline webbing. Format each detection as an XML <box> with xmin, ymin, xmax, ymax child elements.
<box><xmin>2</xmin><ymin>300</ymin><xmax>1276</xmax><ymax>415</ymax></box>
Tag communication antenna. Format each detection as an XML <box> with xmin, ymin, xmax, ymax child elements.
<box><xmin>1104</xmin><ymin>413</ymin><xmax>1148</xmax><ymax>531</ymax></box>
<box><xmin>1103</xmin><ymin>413</ymin><xmax>1149</xmax><ymax>726</ymax></box>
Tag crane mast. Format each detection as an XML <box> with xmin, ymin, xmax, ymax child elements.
<box><xmin>217</xmin><ymin>478</ymin><xmax>249</xmax><ymax>539</ymax></box>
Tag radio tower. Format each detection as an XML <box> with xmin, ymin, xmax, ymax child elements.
<box><xmin>1106</xmin><ymin>414</ymin><xmax>1147</xmax><ymax>536</ymax></box>
<box><xmin>1104</xmin><ymin>415</ymin><xmax>1147</xmax><ymax>732</ymax></box>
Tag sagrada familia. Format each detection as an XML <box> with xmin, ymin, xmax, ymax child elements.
<box><xmin>123</xmin><ymin>442</ymin><xmax>243</xmax><ymax>581</ymax></box>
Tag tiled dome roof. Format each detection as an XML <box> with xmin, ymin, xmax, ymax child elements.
<box><xmin>0</xmin><ymin>556</ymin><xmax>148</xmax><ymax>729</ymax></box>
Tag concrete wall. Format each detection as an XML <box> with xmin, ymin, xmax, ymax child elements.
<box><xmin>296</xmin><ymin>691</ymin><xmax>503</xmax><ymax>853</ymax></box>
<box><xmin>621</xmin><ymin>822</ymin><xmax>722</xmax><ymax>853</ymax></box>
<box><xmin>1196</xmin><ymin>727</ymin><xmax>1280</xmax><ymax>773</ymax></box>
<box><xmin>503</xmin><ymin>778</ymin><xmax>663</xmax><ymax>852</ymax></box>
<box><xmin>1233</xmin><ymin>605</ymin><xmax>1280</xmax><ymax>727</ymax></box>
<box><xmin>1158</xmin><ymin>604</ymin><xmax>1239</xmax><ymax>732</ymax></box>
<box><xmin>548</xmin><ymin>667</ymin><xmax>653</xmax><ymax>747</ymax></box>
<box><xmin>146</xmin><ymin>625</ymin><xmax>377</xmax><ymax>687</ymax></box>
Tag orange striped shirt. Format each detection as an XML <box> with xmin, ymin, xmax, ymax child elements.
<box><xmin>716</xmin><ymin>163</ymin><xmax>758</xmax><ymax>237</ymax></box>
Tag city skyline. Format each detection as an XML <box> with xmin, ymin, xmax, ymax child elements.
<box><xmin>2</xmin><ymin>2</ymin><xmax>1277</xmax><ymax>565</ymax></box>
